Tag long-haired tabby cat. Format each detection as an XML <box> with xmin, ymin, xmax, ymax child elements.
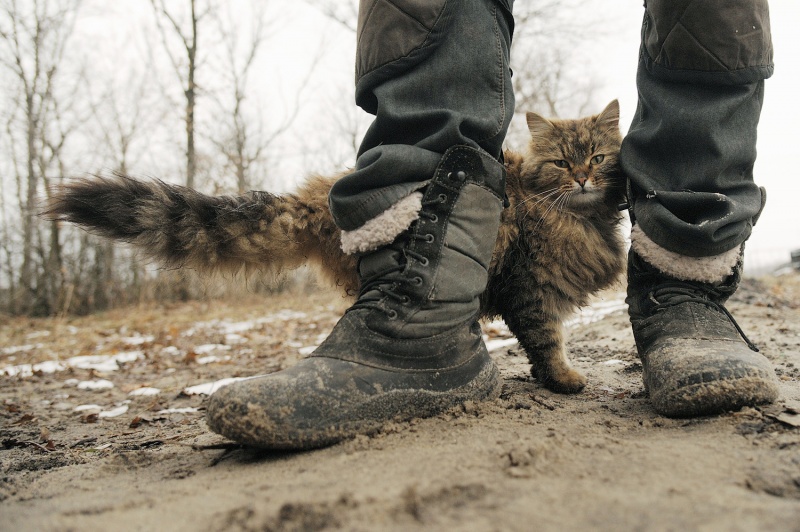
<box><xmin>45</xmin><ymin>100</ymin><xmax>626</xmax><ymax>393</ymax></box>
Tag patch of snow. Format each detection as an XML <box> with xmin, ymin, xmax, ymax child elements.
<box><xmin>2</xmin><ymin>344</ymin><xmax>43</xmax><ymax>356</ymax></box>
<box><xmin>565</xmin><ymin>298</ymin><xmax>627</xmax><ymax>328</ymax></box>
<box><xmin>74</xmin><ymin>404</ymin><xmax>103</xmax><ymax>412</ymax></box>
<box><xmin>121</xmin><ymin>335</ymin><xmax>155</xmax><ymax>346</ymax></box>
<box><xmin>298</xmin><ymin>346</ymin><xmax>317</xmax><ymax>356</ymax></box>
<box><xmin>129</xmin><ymin>387</ymin><xmax>161</xmax><ymax>396</ymax></box>
<box><xmin>157</xmin><ymin>407</ymin><xmax>200</xmax><ymax>414</ymax></box>
<box><xmin>25</xmin><ymin>330</ymin><xmax>51</xmax><ymax>339</ymax></box>
<box><xmin>485</xmin><ymin>337</ymin><xmax>519</xmax><ymax>352</ymax></box>
<box><xmin>225</xmin><ymin>333</ymin><xmax>247</xmax><ymax>344</ymax></box>
<box><xmin>264</xmin><ymin>309</ymin><xmax>308</xmax><ymax>323</ymax></box>
<box><xmin>68</xmin><ymin>351</ymin><xmax>144</xmax><ymax>372</ymax></box>
<box><xmin>193</xmin><ymin>344</ymin><xmax>231</xmax><ymax>355</ymax></box>
<box><xmin>602</xmin><ymin>359</ymin><xmax>627</xmax><ymax>366</ymax></box>
<box><xmin>184</xmin><ymin>311</ymin><xmax>309</xmax><ymax>337</ymax></box>
<box><xmin>99</xmin><ymin>404</ymin><xmax>129</xmax><ymax>418</ymax></box>
<box><xmin>219</xmin><ymin>321</ymin><xmax>258</xmax><ymax>334</ymax></box>
<box><xmin>77</xmin><ymin>379</ymin><xmax>115</xmax><ymax>390</ymax></box>
<box><xmin>161</xmin><ymin>346</ymin><xmax>182</xmax><ymax>356</ymax></box>
<box><xmin>183</xmin><ymin>375</ymin><xmax>264</xmax><ymax>396</ymax></box>
<box><xmin>1</xmin><ymin>360</ymin><xmax>66</xmax><ymax>377</ymax></box>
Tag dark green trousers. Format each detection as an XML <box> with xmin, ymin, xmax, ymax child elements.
<box><xmin>329</xmin><ymin>0</ymin><xmax>515</xmax><ymax>231</ymax></box>
<box><xmin>621</xmin><ymin>0</ymin><xmax>773</xmax><ymax>257</ymax></box>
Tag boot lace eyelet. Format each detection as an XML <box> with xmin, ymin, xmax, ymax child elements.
<box><xmin>386</xmin><ymin>309</ymin><xmax>398</xmax><ymax>320</ymax></box>
<box><xmin>411</xmin><ymin>276</ymin><xmax>423</xmax><ymax>286</ymax></box>
<box><xmin>438</xmin><ymin>194</ymin><xmax>447</xmax><ymax>203</ymax></box>
<box><xmin>419</xmin><ymin>257</ymin><xmax>429</xmax><ymax>267</ymax></box>
<box><xmin>424</xmin><ymin>234</ymin><xmax>435</xmax><ymax>243</ymax></box>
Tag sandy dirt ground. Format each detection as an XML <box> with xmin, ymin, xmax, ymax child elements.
<box><xmin>1</xmin><ymin>273</ymin><xmax>799</xmax><ymax>531</ymax></box>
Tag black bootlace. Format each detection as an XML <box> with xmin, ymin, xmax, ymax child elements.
<box><xmin>348</xmin><ymin>194</ymin><xmax>447</xmax><ymax>319</ymax></box>
<box><xmin>648</xmin><ymin>281</ymin><xmax>759</xmax><ymax>352</ymax></box>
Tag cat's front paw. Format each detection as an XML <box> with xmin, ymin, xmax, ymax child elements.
<box><xmin>536</xmin><ymin>367</ymin><xmax>587</xmax><ymax>394</ymax></box>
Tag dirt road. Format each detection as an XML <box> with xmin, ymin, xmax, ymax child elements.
<box><xmin>2</xmin><ymin>275</ymin><xmax>799</xmax><ymax>531</ymax></box>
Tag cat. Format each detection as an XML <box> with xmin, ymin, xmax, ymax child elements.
<box><xmin>44</xmin><ymin>100</ymin><xmax>626</xmax><ymax>394</ymax></box>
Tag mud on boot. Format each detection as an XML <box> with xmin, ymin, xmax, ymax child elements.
<box><xmin>626</xmin><ymin>247</ymin><xmax>779</xmax><ymax>418</ymax></box>
<box><xmin>206</xmin><ymin>146</ymin><xmax>506</xmax><ymax>449</ymax></box>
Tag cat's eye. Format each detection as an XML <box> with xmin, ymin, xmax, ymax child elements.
<box><xmin>553</xmin><ymin>160</ymin><xmax>569</xmax><ymax>168</ymax></box>
<box><xmin>591</xmin><ymin>155</ymin><xmax>605</xmax><ymax>164</ymax></box>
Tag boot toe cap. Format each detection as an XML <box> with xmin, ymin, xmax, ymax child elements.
<box><xmin>644</xmin><ymin>338</ymin><xmax>780</xmax><ymax>418</ymax></box>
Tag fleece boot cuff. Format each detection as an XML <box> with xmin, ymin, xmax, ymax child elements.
<box><xmin>629</xmin><ymin>225</ymin><xmax>742</xmax><ymax>284</ymax></box>
<box><xmin>340</xmin><ymin>192</ymin><xmax>423</xmax><ymax>255</ymax></box>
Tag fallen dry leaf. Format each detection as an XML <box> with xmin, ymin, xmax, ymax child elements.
<box><xmin>13</xmin><ymin>413</ymin><xmax>36</xmax><ymax>425</ymax></box>
<box><xmin>129</xmin><ymin>416</ymin><xmax>153</xmax><ymax>429</ymax></box>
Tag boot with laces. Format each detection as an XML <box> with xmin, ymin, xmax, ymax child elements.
<box><xmin>626</xmin><ymin>249</ymin><xmax>779</xmax><ymax>418</ymax></box>
<box><xmin>206</xmin><ymin>146</ymin><xmax>505</xmax><ymax>449</ymax></box>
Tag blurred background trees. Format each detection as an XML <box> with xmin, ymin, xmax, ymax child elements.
<box><xmin>0</xmin><ymin>0</ymin><xmax>615</xmax><ymax>316</ymax></box>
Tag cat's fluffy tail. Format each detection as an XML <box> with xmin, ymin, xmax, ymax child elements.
<box><xmin>44</xmin><ymin>174</ymin><xmax>357</xmax><ymax>291</ymax></box>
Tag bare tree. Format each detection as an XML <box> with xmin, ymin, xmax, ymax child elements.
<box><xmin>81</xmin><ymin>62</ymin><xmax>164</xmax><ymax>310</ymax></box>
<box><xmin>149</xmin><ymin>0</ymin><xmax>212</xmax><ymax>189</ymax></box>
<box><xmin>206</xmin><ymin>1</ymin><xmax>273</xmax><ymax>193</ymax></box>
<box><xmin>207</xmin><ymin>1</ymin><xmax>323</xmax><ymax>193</ymax></box>
<box><xmin>303</xmin><ymin>0</ymin><xmax>357</xmax><ymax>32</ymax></box>
<box><xmin>0</xmin><ymin>0</ymin><xmax>83</xmax><ymax>314</ymax></box>
<box><xmin>510</xmin><ymin>1</ymin><xmax>613</xmax><ymax>120</ymax></box>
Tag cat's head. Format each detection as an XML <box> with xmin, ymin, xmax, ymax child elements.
<box><xmin>521</xmin><ymin>100</ymin><xmax>623</xmax><ymax>211</ymax></box>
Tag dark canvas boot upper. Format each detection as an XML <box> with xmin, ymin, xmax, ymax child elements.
<box><xmin>205</xmin><ymin>146</ymin><xmax>506</xmax><ymax>449</ymax></box>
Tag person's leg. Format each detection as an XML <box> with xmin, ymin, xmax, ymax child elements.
<box><xmin>205</xmin><ymin>0</ymin><xmax>516</xmax><ymax>449</ymax></box>
<box><xmin>621</xmin><ymin>0</ymin><xmax>779</xmax><ymax>417</ymax></box>
<box><xmin>330</xmin><ymin>0</ymin><xmax>514</xmax><ymax>235</ymax></box>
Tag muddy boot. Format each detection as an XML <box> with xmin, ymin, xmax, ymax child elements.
<box><xmin>626</xmin><ymin>248</ymin><xmax>779</xmax><ymax>418</ymax></box>
<box><xmin>206</xmin><ymin>146</ymin><xmax>505</xmax><ymax>449</ymax></box>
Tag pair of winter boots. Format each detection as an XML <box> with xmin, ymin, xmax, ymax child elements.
<box><xmin>206</xmin><ymin>147</ymin><xmax>779</xmax><ymax>449</ymax></box>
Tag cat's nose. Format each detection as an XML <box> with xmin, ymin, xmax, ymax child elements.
<box><xmin>575</xmin><ymin>173</ymin><xmax>588</xmax><ymax>188</ymax></box>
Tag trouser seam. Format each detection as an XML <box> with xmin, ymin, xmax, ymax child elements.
<box><xmin>477</xmin><ymin>3</ymin><xmax>506</xmax><ymax>145</ymax></box>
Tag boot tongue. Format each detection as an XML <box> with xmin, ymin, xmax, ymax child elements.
<box><xmin>358</xmin><ymin>246</ymin><xmax>404</xmax><ymax>279</ymax></box>
<box><xmin>357</xmin><ymin>245</ymin><xmax>408</xmax><ymax>302</ymax></box>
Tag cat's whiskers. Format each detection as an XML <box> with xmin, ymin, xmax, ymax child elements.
<box><xmin>533</xmin><ymin>190</ymin><xmax>568</xmax><ymax>232</ymax></box>
<box><xmin>522</xmin><ymin>187</ymin><xmax>561</xmax><ymax>200</ymax></box>
<box><xmin>517</xmin><ymin>188</ymin><xmax>562</xmax><ymax>214</ymax></box>
<box><xmin>518</xmin><ymin>187</ymin><xmax>560</xmax><ymax>207</ymax></box>
<box><xmin>557</xmin><ymin>190</ymin><xmax>573</xmax><ymax>213</ymax></box>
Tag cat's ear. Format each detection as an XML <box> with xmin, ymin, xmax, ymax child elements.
<box><xmin>526</xmin><ymin>112</ymin><xmax>554</xmax><ymax>139</ymax></box>
<box><xmin>595</xmin><ymin>100</ymin><xmax>620</xmax><ymax>130</ymax></box>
